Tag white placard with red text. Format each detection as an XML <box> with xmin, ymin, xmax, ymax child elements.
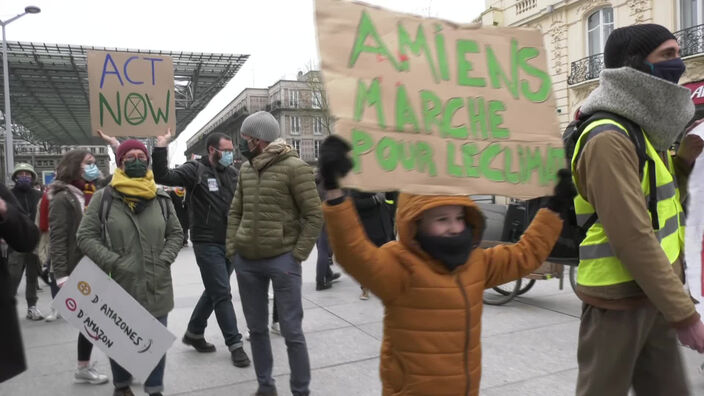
<box><xmin>53</xmin><ymin>258</ymin><xmax>175</xmax><ymax>381</ymax></box>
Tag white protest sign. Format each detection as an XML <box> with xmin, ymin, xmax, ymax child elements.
<box><xmin>685</xmin><ymin>124</ymin><xmax>704</xmax><ymax>318</ymax></box>
<box><xmin>53</xmin><ymin>258</ymin><xmax>176</xmax><ymax>381</ymax></box>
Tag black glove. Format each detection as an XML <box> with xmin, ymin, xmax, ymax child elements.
<box><xmin>546</xmin><ymin>169</ymin><xmax>577</xmax><ymax>214</ymax></box>
<box><xmin>319</xmin><ymin>135</ymin><xmax>354</xmax><ymax>190</ymax></box>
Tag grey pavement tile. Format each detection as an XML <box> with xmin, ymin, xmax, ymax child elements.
<box><xmin>480</xmin><ymin>321</ymin><xmax>580</xmax><ymax>389</ymax></box>
<box><xmin>481</xmin><ymin>368</ymin><xmax>578</xmax><ymax>396</ymax></box>
<box><xmin>301</xmin><ymin>307</ymin><xmax>351</xmax><ymax>334</ymax></box>
<box><xmin>0</xmin><ymin>372</ymin><xmax>113</xmax><ymax>396</ymax></box>
<box><xmin>306</xmin><ymin>326</ymin><xmax>380</xmax><ymax>369</ymax></box>
<box><xmin>323</xmin><ymin>299</ymin><xmax>385</xmax><ymax>326</ymax></box>
<box><xmin>681</xmin><ymin>347</ymin><xmax>704</xmax><ymax>393</ymax></box>
<box><xmin>356</xmin><ymin>321</ymin><xmax>384</xmax><ymax>341</ymax></box>
<box><xmin>514</xmin><ymin>291</ymin><xmax>583</xmax><ymax>318</ymax></box>
<box><xmin>178</xmin><ymin>357</ymin><xmax>382</xmax><ymax>396</ymax></box>
<box><xmin>482</xmin><ymin>302</ymin><xmax>578</xmax><ymax>337</ymax></box>
<box><xmin>302</xmin><ymin>279</ymin><xmax>372</xmax><ymax>308</ymax></box>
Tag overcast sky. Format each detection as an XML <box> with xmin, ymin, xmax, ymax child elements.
<box><xmin>2</xmin><ymin>0</ymin><xmax>484</xmax><ymax>165</ymax></box>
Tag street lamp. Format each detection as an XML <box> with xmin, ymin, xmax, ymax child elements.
<box><xmin>1</xmin><ymin>5</ymin><xmax>41</xmax><ymax>184</ymax></box>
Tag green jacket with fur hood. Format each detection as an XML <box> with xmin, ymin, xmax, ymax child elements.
<box><xmin>226</xmin><ymin>139</ymin><xmax>323</xmax><ymax>261</ymax></box>
<box><xmin>76</xmin><ymin>187</ymin><xmax>183</xmax><ymax>317</ymax></box>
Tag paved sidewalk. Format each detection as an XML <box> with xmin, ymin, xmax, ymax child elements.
<box><xmin>2</xmin><ymin>245</ymin><xmax>703</xmax><ymax>395</ymax></box>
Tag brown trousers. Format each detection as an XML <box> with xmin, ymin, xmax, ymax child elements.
<box><xmin>576</xmin><ymin>303</ymin><xmax>690</xmax><ymax>396</ymax></box>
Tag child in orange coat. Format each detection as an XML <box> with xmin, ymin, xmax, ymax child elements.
<box><xmin>318</xmin><ymin>136</ymin><xmax>570</xmax><ymax>396</ymax></box>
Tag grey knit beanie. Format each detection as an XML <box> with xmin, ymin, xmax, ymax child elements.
<box><xmin>241</xmin><ymin>111</ymin><xmax>280</xmax><ymax>142</ymax></box>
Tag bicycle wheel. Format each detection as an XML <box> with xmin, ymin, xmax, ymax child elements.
<box><xmin>516</xmin><ymin>279</ymin><xmax>536</xmax><ymax>296</ymax></box>
<box><xmin>569</xmin><ymin>265</ymin><xmax>578</xmax><ymax>292</ymax></box>
<box><xmin>484</xmin><ymin>278</ymin><xmax>522</xmax><ymax>305</ymax></box>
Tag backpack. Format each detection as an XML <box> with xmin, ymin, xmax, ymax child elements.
<box><xmin>529</xmin><ymin>111</ymin><xmax>658</xmax><ymax>264</ymax></box>
<box><xmin>97</xmin><ymin>185</ymin><xmax>170</xmax><ymax>247</ymax></box>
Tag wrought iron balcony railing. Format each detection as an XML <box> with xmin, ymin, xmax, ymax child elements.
<box><xmin>674</xmin><ymin>23</ymin><xmax>704</xmax><ymax>58</ymax></box>
<box><xmin>567</xmin><ymin>53</ymin><xmax>604</xmax><ymax>85</ymax></box>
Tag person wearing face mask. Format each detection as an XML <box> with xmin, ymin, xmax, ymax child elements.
<box><xmin>46</xmin><ymin>149</ymin><xmax>109</xmax><ymax>386</ymax></box>
<box><xmin>568</xmin><ymin>24</ymin><xmax>704</xmax><ymax>395</ymax></box>
<box><xmin>8</xmin><ymin>163</ymin><xmax>44</xmax><ymax>320</ymax></box>
<box><xmin>225</xmin><ymin>111</ymin><xmax>322</xmax><ymax>396</ymax></box>
<box><xmin>77</xmin><ymin>140</ymin><xmax>183</xmax><ymax>396</ymax></box>
<box><xmin>316</xmin><ymin>136</ymin><xmax>569</xmax><ymax>396</ymax></box>
<box><xmin>151</xmin><ymin>129</ymin><xmax>251</xmax><ymax>368</ymax></box>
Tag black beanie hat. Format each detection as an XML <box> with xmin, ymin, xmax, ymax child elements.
<box><xmin>604</xmin><ymin>24</ymin><xmax>677</xmax><ymax>69</ymax></box>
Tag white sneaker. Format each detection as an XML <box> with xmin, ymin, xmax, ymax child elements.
<box><xmin>26</xmin><ymin>306</ymin><xmax>44</xmax><ymax>320</ymax></box>
<box><xmin>270</xmin><ymin>322</ymin><xmax>281</xmax><ymax>335</ymax></box>
<box><xmin>45</xmin><ymin>308</ymin><xmax>60</xmax><ymax>322</ymax></box>
<box><xmin>74</xmin><ymin>363</ymin><xmax>109</xmax><ymax>385</ymax></box>
<box><xmin>360</xmin><ymin>289</ymin><xmax>370</xmax><ymax>300</ymax></box>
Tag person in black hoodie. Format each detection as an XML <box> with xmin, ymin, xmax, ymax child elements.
<box><xmin>0</xmin><ymin>181</ymin><xmax>40</xmax><ymax>383</ymax></box>
<box><xmin>349</xmin><ymin>190</ymin><xmax>396</xmax><ymax>300</ymax></box>
<box><xmin>8</xmin><ymin>163</ymin><xmax>44</xmax><ymax>320</ymax></box>
<box><xmin>152</xmin><ymin>129</ymin><xmax>250</xmax><ymax>368</ymax></box>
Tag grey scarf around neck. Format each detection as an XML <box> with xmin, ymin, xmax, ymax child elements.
<box><xmin>580</xmin><ymin>67</ymin><xmax>694</xmax><ymax>151</ymax></box>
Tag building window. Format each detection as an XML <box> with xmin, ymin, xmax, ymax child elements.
<box><xmin>314</xmin><ymin>140</ymin><xmax>321</xmax><ymax>159</ymax></box>
<box><xmin>682</xmin><ymin>0</ymin><xmax>704</xmax><ymax>29</ymax></box>
<box><xmin>312</xmin><ymin>91</ymin><xmax>323</xmax><ymax>109</ymax></box>
<box><xmin>587</xmin><ymin>8</ymin><xmax>614</xmax><ymax>56</ymax></box>
<box><xmin>314</xmin><ymin>117</ymin><xmax>323</xmax><ymax>135</ymax></box>
<box><xmin>290</xmin><ymin>116</ymin><xmax>301</xmax><ymax>135</ymax></box>
<box><xmin>99</xmin><ymin>147</ymin><xmax>106</xmax><ymax>154</ymax></box>
<box><xmin>288</xmin><ymin>90</ymin><xmax>299</xmax><ymax>108</ymax></box>
<box><xmin>290</xmin><ymin>139</ymin><xmax>301</xmax><ymax>153</ymax></box>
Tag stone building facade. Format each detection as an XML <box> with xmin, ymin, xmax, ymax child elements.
<box><xmin>186</xmin><ymin>71</ymin><xmax>329</xmax><ymax>166</ymax></box>
<box><xmin>479</xmin><ymin>0</ymin><xmax>704</xmax><ymax>129</ymax></box>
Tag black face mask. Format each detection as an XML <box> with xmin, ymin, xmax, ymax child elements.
<box><xmin>124</xmin><ymin>159</ymin><xmax>148</xmax><ymax>178</ymax></box>
<box><xmin>416</xmin><ymin>227</ymin><xmax>474</xmax><ymax>272</ymax></box>
<box><xmin>239</xmin><ymin>138</ymin><xmax>259</xmax><ymax>161</ymax></box>
<box><xmin>647</xmin><ymin>58</ymin><xmax>686</xmax><ymax>84</ymax></box>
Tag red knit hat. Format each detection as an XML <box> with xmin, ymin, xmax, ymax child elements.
<box><xmin>116</xmin><ymin>139</ymin><xmax>149</xmax><ymax>166</ymax></box>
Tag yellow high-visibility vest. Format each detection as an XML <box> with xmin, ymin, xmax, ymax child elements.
<box><xmin>571</xmin><ymin>119</ymin><xmax>685</xmax><ymax>286</ymax></box>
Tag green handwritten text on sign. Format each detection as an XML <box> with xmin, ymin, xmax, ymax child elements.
<box><xmin>316</xmin><ymin>0</ymin><xmax>563</xmax><ymax>199</ymax></box>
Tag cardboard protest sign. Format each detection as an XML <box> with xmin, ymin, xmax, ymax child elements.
<box><xmin>87</xmin><ymin>51</ymin><xmax>176</xmax><ymax>137</ymax></box>
<box><xmin>685</xmin><ymin>126</ymin><xmax>704</xmax><ymax>318</ymax></box>
<box><xmin>315</xmin><ymin>0</ymin><xmax>563</xmax><ymax>199</ymax></box>
<box><xmin>53</xmin><ymin>258</ymin><xmax>176</xmax><ymax>381</ymax></box>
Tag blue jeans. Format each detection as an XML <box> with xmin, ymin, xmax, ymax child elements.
<box><xmin>110</xmin><ymin>316</ymin><xmax>167</xmax><ymax>394</ymax></box>
<box><xmin>315</xmin><ymin>225</ymin><xmax>333</xmax><ymax>284</ymax></box>
<box><xmin>187</xmin><ymin>243</ymin><xmax>243</xmax><ymax>349</ymax></box>
<box><xmin>235</xmin><ymin>252</ymin><xmax>310</xmax><ymax>396</ymax></box>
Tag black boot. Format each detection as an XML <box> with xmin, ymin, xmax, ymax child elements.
<box><xmin>182</xmin><ymin>333</ymin><xmax>216</xmax><ymax>353</ymax></box>
<box><xmin>113</xmin><ymin>387</ymin><xmax>135</xmax><ymax>396</ymax></box>
<box><xmin>231</xmin><ymin>346</ymin><xmax>251</xmax><ymax>367</ymax></box>
<box><xmin>316</xmin><ymin>281</ymin><xmax>333</xmax><ymax>291</ymax></box>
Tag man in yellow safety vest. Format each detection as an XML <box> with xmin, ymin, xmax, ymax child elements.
<box><xmin>572</xmin><ymin>24</ymin><xmax>704</xmax><ymax>395</ymax></box>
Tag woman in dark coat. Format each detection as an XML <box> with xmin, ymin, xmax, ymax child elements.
<box><xmin>0</xmin><ymin>182</ymin><xmax>40</xmax><ymax>382</ymax></box>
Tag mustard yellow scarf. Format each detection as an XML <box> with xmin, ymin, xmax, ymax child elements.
<box><xmin>111</xmin><ymin>168</ymin><xmax>157</xmax><ymax>200</ymax></box>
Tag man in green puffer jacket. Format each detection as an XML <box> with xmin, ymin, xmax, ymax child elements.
<box><xmin>226</xmin><ymin>111</ymin><xmax>322</xmax><ymax>396</ymax></box>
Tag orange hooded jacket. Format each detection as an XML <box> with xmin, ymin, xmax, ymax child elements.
<box><xmin>323</xmin><ymin>193</ymin><xmax>563</xmax><ymax>396</ymax></box>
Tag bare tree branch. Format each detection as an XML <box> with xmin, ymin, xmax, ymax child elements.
<box><xmin>302</xmin><ymin>64</ymin><xmax>336</xmax><ymax>136</ymax></box>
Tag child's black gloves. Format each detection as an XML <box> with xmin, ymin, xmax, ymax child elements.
<box><xmin>319</xmin><ymin>135</ymin><xmax>354</xmax><ymax>190</ymax></box>
<box><xmin>546</xmin><ymin>169</ymin><xmax>577</xmax><ymax>214</ymax></box>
